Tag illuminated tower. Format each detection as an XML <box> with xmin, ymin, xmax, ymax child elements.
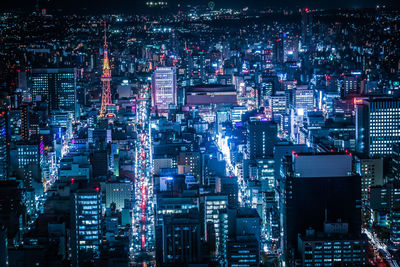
<box><xmin>100</xmin><ymin>22</ymin><xmax>112</xmax><ymax>117</ymax></box>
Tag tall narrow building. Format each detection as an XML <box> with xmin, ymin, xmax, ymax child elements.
<box><xmin>301</xmin><ymin>8</ymin><xmax>312</xmax><ymax>46</ymax></box>
<box><xmin>71</xmin><ymin>188</ymin><xmax>102</xmax><ymax>267</ymax></box>
<box><xmin>247</xmin><ymin>120</ymin><xmax>278</xmax><ymax>160</ymax></box>
<box><xmin>0</xmin><ymin>111</ymin><xmax>8</xmax><ymax>180</ymax></box>
<box><xmin>151</xmin><ymin>66</ymin><xmax>177</xmax><ymax>114</ymax></box>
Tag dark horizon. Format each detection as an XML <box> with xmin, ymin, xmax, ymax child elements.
<box><xmin>2</xmin><ymin>0</ymin><xmax>400</xmax><ymax>13</ymax></box>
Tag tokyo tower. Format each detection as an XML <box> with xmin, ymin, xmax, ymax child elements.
<box><xmin>100</xmin><ymin>21</ymin><xmax>112</xmax><ymax>117</ymax></box>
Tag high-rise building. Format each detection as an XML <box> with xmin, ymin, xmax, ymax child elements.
<box><xmin>269</xmin><ymin>92</ymin><xmax>287</xmax><ymax>121</ymax></box>
<box><xmin>0</xmin><ymin>112</ymin><xmax>8</xmax><ymax>180</ymax></box>
<box><xmin>273</xmin><ymin>37</ymin><xmax>284</xmax><ymax>64</ymax></box>
<box><xmin>283</xmin><ymin>35</ymin><xmax>299</xmax><ymax>62</ymax></box>
<box><xmin>294</xmin><ymin>85</ymin><xmax>314</xmax><ymax>113</ymax></box>
<box><xmin>356</xmin><ymin>98</ymin><xmax>400</xmax><ymax>156</ymax></box>
<box><xmin>20</xmin><ymin>105</ymin><xmax>29</xmax><ymax>141</ymax></box>
<box><xmin>16</xmin><ymin>142</ymin><xmax>39</xmax><ymax>169</ymax></box>
<box><xmin>151</xmin><ymin>67</ymin><xmax>177</xmax><ymax>113</ymax></box>
<box><xmin>301</xmin><ymin>8</ymin><xmax>313</xmax><ymax>46</ymax></box>
<box><xmin>156</xmin><ymin>210</ymin><xmax>202</xmax><ymax>266</ymax></box>
<box><xmin>247</xmin><ymin>120</ymin><xmax>278</xmax><ymax>160</ymax></box>
<box><xmin>281</xmin><ymin>153</ymin><xmax>363</xmax><ymax>263</ymax></box>
<box><xmin>343</xmin><ymin>76</ymin><xmax>358</xmax><ymax>96</ymax></box>
<box><xmin>227</xmin><ymin>236</ymin><xmax>259</xmax><ymax>267</ymax></box>
<box><xmin>355</xmin><ymin>156</ymin><xmax>384</xmax><ymax>202</ymax></box>
<box><xmin>29</xmin><ymin>68</ymin><xmax>76</xmax><ymax>117</ymax></box>
<box><xmin>72</xmin><ymin>188</ymin><xmax>102</xmax><ymax>267</ymax></box>
<box><xmin>204</xmin><ymin>195</ymin><xmax>228</xmax><ymax>251</ymax></box>
<box><xmin>259</xmin><ymin>75</ymin><xmax>279</xmax><ymax>106</ymax></box>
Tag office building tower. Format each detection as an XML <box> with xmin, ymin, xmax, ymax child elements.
<box><xmin>21</xmin><ymin>105</ymin><xmax>29</xmax><ymax>141</ymax></box>
<box><xmin>227</xmin><ymin>236</ymin><xmax>259</xmax><ymax>267</ymax></box>
<box><xmin>156</xmin><ymin>211</ymin><xmax>201</xmax><ymax>266</ymax></box>
<box><xmin>225</xmin><ymin>208</ymin><xmax>261</xmax><ymax>267</ymax></box>
<box><xmin>178</xmin><ymin>151</ymin><xmax>201</xmax><ymax>181</ymax></box>
<box><xmin>29</xmin><ymin>68</ymin><xmax>76</xmax><ymax>117</ymax></box>
<box><xmin>269</xmin><ymin>93</ymin><xmax>287</xmax><ymax>122</ymax></box>
<box><xmin>204</xmin><ymin>195</ymin><xmax>228</xmax><ymax>251</ymax></box>
<box><xmin>370</xmin><ymin>181</ymin><xmax>400</xmax><ymax>212</ymax></box>
<box><xmin>281</xmin><ymin>153</ymin><xmax>363</xmax><ymax>263</ymax></box>
<box><xmin>16</xmin><ymin>142</ymin><xmax>39</xmax><ymax>169</ymax></box>
<box><xmin>343</xmin><ymin>76</ymin><xmax>358</xmax><ymax>96</ymax></box>
<box><xmin>273</xmin><ymin>37</ymin><xmax>284</xmax><ymax>64</ymax></box>
<box><xmin>356</xmin><ymin>156</ymin><xmax>384</xmax><ymax>202</ymax></box>
<box><xmin>247</xmin><ymin>120</ymin><xmax>278</xmax><ymax>160</ymax></box>
<box><xmin>301</xmin><ymin>8</ymin><xmax>312</xmax><ymax>46</ymax></box>
<box><xmin>297</xmin><ymin>227</ymin><xmax>368</xmax><ymax>266</ymax></box>
<box><xmin>230</xmin><ymin>106</ymin><xmax>247</xmax><ymax>123</ymax></box>
<box><xmin>187</xmin><ymin>51</ymin><xmax>205</xmax><ymax>85</ymax></box>
<box><xmin>356</xmin><ymin>98</ymin><xmax>400</xmax><ymax>156</ymax></box>
<box><xmin>294</xmin><ymin>85</ymin><xmax>314</xmax><ymax>113</ymax></box>
<box><xmin>151</xmin><ymin>67</ymin><xmax>177</xmax><ymax>113</ymax></box>
<box><xmin>72</xmin><ymin>188</ymin><xmax>102</xmax><ymax>267</ymax></box>
<box><xmin>259</xmin><ymin>75</ymin><xmax>279</xmax><ymax>106</ymax></box>
<box><xmin>249</xmin><ymin>158</ymin><xmax>275</xmax><ymax>189</ymax></box>
<box><xmin>283</xmin><ymin>35</ymin><xmax>299</xmax><ymax>62</ymax></box>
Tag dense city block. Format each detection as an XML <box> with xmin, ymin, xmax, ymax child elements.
<box><xmin>1</xmin><ymin>1</ymin><xmax>400</xmax><ymax>266</ymax></box>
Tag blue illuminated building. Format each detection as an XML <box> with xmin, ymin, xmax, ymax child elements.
<box><xmin>72</xmin><ymin>188</ymin><xmax>102</xmax><ymax>267</ymax></box>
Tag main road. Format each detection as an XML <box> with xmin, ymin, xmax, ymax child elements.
<box><xmin>130</xmin><ymin>85</ymin><xmax>155</xmax><ymax>266</ymax></box>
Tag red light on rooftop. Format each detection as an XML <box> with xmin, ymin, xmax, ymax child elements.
<box><xmin>71</xmin><ymin>178</ymin><xmax>74</xmax><ymax>184</ymax></box>
<box><xmin>330</xmin><ymin>149</ymin><xmax>334</xmax><ymax>152</ymax></box>
<box><xmin>96</xmin><ymin>187</ymin><xmax>100</xmax><ymax>192</ymax></box>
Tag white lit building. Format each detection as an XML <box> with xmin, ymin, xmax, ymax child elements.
<box><xmin>356</xmin><ymin>98</ymin><xmax>400</xmax><ymax>156</ymax></box>
<box><xmin>151</xmin><ymin>67</ymin><xmax>177</xmax><ymax>113</ymax></box>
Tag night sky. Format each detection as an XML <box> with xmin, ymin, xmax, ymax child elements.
<box><xmin>1</xmin><ymin>0</ymin><xmax>399</xmax><ymax>12</ymax></box>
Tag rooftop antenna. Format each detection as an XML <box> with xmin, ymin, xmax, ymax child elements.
<box><xmin>104</xmin><ymin>21</ymin><xmax>108</xmax><ymax>48</ymax></box>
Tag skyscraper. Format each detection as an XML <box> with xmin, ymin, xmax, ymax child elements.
<box><xmin>281</xmin><ymin>153</ymin><xmax>364</xmax><ymax>264</ymax></box>
<box><xmin>156</xmin><ymin>211</ymin><xmax>202</xmax><ymax>265</ymax></box>
<box><xmin>72</xmin><ymin>188</ymin><xmax>102</xmax><ymax>267</ymax></box>
<box><xmin>301</xmin><ymin>8</ymin><xmax>312</xmax><ymax>46</ymax></box>
<box><xmin>151</xmin><ymin>67</ymin><xmax>177</xmax><ymax>114</ymax></box>
<box><xmin>0</xmin><ymin>111</ymin><xmax>8</xmax><ymax>180</ymax></box>
<box><xmin>247</xmin><ymin>120</ymin><xmax>278</xmax><ymax>160</ymax></box>
<box><xmin>29</xmin><ymin>68</ymin><xmax>76</xmax><ymax>117</ymax></box>
<box><xmin>356</xmin><ymin>98</ymin><xmax>400</xmax><ymax>156</ymax></box>
<box><xmin>283</xmin><ymin>35</ymin><xmax>299</xmax><ymax>62</ymax></box>
<box><xmin>294</xmin><ymin>85</ymin><xmax>314</xmax><ymax>113</ymax></box>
